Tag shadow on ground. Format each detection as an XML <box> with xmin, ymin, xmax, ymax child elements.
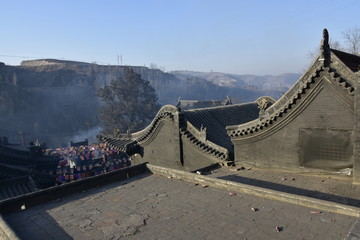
<box><xmin>218</xmin><ymin>174</ymin><xmax>360</xmax><ymax>207</ymax></box>
<box><xmin>3</xmin><ymin>172</ymin><xmax>152</xmax><ymax>240</ymax></box>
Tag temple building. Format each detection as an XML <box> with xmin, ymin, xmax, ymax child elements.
<box><xmin>100</xmin><ymin>29</ymin><xmax>360</xmax><ymax>183</ymax></box>
<box><xmin>99</xmin><ymin>103</ymin><xmax>260</xmax><ymax>171</ymax></box>
<box><xmin>0</xmin><ymin>138</ymin><xmax>59</xmax><ymax>199</ymax></box>
<box><xmin>227</xmin><ymin>29</ymin><xmax>360</xmax><ymax>183</ymax></box>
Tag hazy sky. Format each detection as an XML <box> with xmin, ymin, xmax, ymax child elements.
<box><xmin>1</xmin><ymin>0</ymin><xmax>359</xmax><ymax>75</ymax></box>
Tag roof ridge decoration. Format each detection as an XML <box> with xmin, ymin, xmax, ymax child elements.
<box><xmin>227</xmin><ymin>60</ymin><xmax>354</xmax><ymax>140</ymax></box>
<box><xmin>180</xmin><ymin>123</ymin><xmax>230</xmax><ymax>162</ymax></box>
<box><xmin>227</xmin><ymin>29</ymin><xmax>357</xmax><ymax>140</ymax></box>
<box><xmin>255</xmin><ymin>96</ymin><xmax>276</xmax><ymax>120</ymax></box>
<box><xmin>319</xmin><ymin>28</ymin><xmax>330</xmax><ymax>66</ymax></box>
<box><xmin>0</xmin><ymin>144</ymin><xmax>31</xmax><ymax>162</ymax></box>
<box><xmin>330</xmin><ymin>49</ymin><xmax>360</xmax><ymax>80</ymax></box>
<box><xmin>226</xmin><ymin>96</ymin><xmax>233</xmax><ymax>105</ymax></box>
<box><xmin>184</xmin><ymin>102</ymin><xmax>252</xmax><ymax>112</ymax></box>
<box><xmin>98</xmin><ymin>105</ymin><xmax>180</xmax><ymax>149</ymax></box>
<box><xmin>131</xmin><ymin>105</ymin><xmax>180</xmax><ymax>145</ymax></box>
<box><xmin>97</xmin><ymin>134</ymin><xmax>139</xmax><ymax>153</ymax></box>
<box><xmin>176</xmin><ymin>97</ymin><xmax>232</xmax><ymax>111</ymax></box>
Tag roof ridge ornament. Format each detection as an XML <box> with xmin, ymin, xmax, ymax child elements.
<box><xmin>319</xmin><ymin>28</ymin><xmax>330</xmax><ymax>66</ymax></box>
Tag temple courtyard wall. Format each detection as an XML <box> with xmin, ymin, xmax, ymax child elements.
<box><xmin>233</xmin><ymin>77</ymin><xmax>354</xmax><ymax>170</ymax></box>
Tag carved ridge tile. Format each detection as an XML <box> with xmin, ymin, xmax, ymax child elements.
<box><xmin>227</xmin><ymin>63</ymin><xmax>355</xmax><ymax>139</ymax></box>
<box><xmin>180</xmin><ymin>128</ymin><xmax>229</xmax><ymax>161</ymax></box>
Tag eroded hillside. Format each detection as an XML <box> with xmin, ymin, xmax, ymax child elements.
<box><xmin>0</xmin><ymin>59</ymin><xmax>296</xmax><ymax>147</ymax></box>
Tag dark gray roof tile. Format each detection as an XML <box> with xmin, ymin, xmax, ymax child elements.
<box><xmin>0</xmin><ymin>176</ymin><xmax>36</xmax><ymax>200</ymax></box>
<box><xmin>177</xmin><ymin>97</ymin><xmax>232</xmax><ymax>110</ymax></box>
<box><xmin>184</xmin><ymin>103</ymin><xmax>259</xmax><ymax>151</ymax></box>
<box><xmin>331</xmin><ymin>49</ymin><xmax>360</xmax><ymax>72</ymax></box>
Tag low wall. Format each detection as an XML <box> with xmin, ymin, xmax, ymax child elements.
<box><xmin>0</xmin><ymin>163</ymin><xmax>148</xmax><ymax>214</ymax></box>
<box><xmin>147</xmin><ymin>164</ymin><xmax>360</xmax><ymax>217</ymax></box>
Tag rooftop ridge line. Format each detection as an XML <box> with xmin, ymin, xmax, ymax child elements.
<box><xmin>184</xmin><ymin>102</ymin><xmax>253</xmax><ymax>112</ymax></box>
<box><xmin>227</xmin><ymin>62</ymin><xmax>355</xmax><ymax>139</ymax></box>
<box><xmin>180</xmin><ymin>123</ymin><xmax>229</xmax><ymax>162</ymax></box>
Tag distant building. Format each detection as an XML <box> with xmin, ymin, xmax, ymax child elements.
<box><xmin>100</xmin><ymin>29</ymin><xmax>360</xmax><ymax>183</ymax></box>
<box><xmin>0</xmin><ymin>140</ymin><xmax>60</xmax><ymax>200</ymax></box>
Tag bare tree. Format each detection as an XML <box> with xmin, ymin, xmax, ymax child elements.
<box><xmin>307</xmin><ymin>36</ymin><xmax>343</xmax><ymax>59</ymax></box>
<box><xmin>307</xmin><ymin>27</ymin><xmax>359</xmax><ymax>61</ymax></box>
<box><xmin>329</xmin><ymin>39</ymin><xmax>343</xmax><ymax>51</ymax></box>
<box><xmin>342</xmin><ymin>26</ymin><xmax>360</xmax><ymax>55</ymax></box>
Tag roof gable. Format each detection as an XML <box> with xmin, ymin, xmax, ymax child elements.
<box><xmin>227</xmin><ymin>29</ymin><xmax>358</xmax><ymax>139</ymax></box>
<box><xmin>331</xmin><ymin>49</ymin><xmax>360</xmax><ymax>73</ymax></box>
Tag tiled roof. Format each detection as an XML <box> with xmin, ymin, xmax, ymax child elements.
<box><xmin>184</xmin><ymin>103</ymin><xmax>259</xmax><ymax>151</ymax></box>
<box><xmin>0</xmin><ymin>144</ymin><xmax>32</xmax><ymax>165</ymax></box>
<box><xmin>0</xmin><ymin>164</ymin><xmax>28</xmax><ymax>181</ymax></box>
<box><xmin>179</xmin><ymin>126</ymin><xmax>230</xmax><ymax>161</ymax></box>
<box><xmin>0</xmin><ymin>176</ymin><xmax>37</xmax><ymax>200</ymax></box>
<box><xmin>97</xmin><ymin>135</ymin><xmax>139</xmax><ymax>153</ymax></box>
<box><xmin>227</xmin><ymin>50</ymin><xmax>356</xmax><ymax>139</ymax></box>
<box><xmin>98</xmin><ymin>105</ymin><xmax>180</xmax><ymax>153</ymax></box>
<box><xmin>0</xmin><ymin>144</ymin><xmax>60</xmax><ymax>173</ymax></box>
<box><xmin>99</xmin><ymin>103</ymin><xmax>259</xmax><ymax>161</ymax></box>
<box><xmin>70</xmin><ymin>139</ymin><xmax>89</xmax><ymax>147</ymax></box>
<box><xmin>35</xmin><ymin>155</ymin><xmax>61</xmax><ymax>170</ymax></box>
<box><xmin>30</xmin><ymin>172</ymin><xmax>57</xmax><ymax>189</ymax></box>
<box><xmin>331</xmin><ymin>49</ymin><xmax>360</xmax><ymax>72</ymax></box>
<box><xmin>177</xmin><ymin>97</ymin><xmax>232</xmax><ymax>111</ymax></box>
<box><xmin>0</xmin><ymin>162</ymin><xmax>56</xmax><ymax>191</ymax></box>
<box><xmin>0</xmin><ymin>144</ymin><xmax>59</xmax><ymax>193</ymax></box>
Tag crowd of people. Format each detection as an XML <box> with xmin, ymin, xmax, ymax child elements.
<box><xmin>48</xmin><ymin>143</ymin><xmax>131</xmax><ymax>184</ymax></box>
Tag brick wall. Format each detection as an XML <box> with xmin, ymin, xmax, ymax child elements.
<box><xmin>353</xmin><ymin>73</ymin><xmax>360</xmax><ymax>184</ymax></box>
<box><xmin>181</xmin><ymin>135</ymin><xmax>221</xmax><ymax>171</ymax></box>
<box><xmin>131</xmin><ymin>115</ymin><xmax>222</xmax><ymax>171</ymax></box>
<box><xmin>132</xmin><ymin>120</ymin><xmax>183</xmax><ymax>169</ymax></box>
<box><xmin>234</xmin><ymin>80</ymin><xmax>354</xmax><ymax>169</ymax></box>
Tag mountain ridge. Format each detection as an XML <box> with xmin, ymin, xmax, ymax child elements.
<box><xmin>170</xmin><ymin>70</ymin><xmax>300</xmax><ymax>91</ymax></box>
<box><xmin>0</xmin><ymin>59</ymin><xmax>300</xmax><ymax>147</ymax></box>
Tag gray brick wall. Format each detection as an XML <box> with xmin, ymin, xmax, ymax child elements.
<box><xmin>353</xmin><ymin>73</ymin><xmax>360</xmax><ymax>184</ymax></box>
<box><xmin>132</xmin><ymin>120</ymin><xmax>183</xmax><ymax>169</ymax></box>
<box><xmin>181</xmin><ymin>135</ymin><xmax>220</xmax><ymax>171</ymax></box>
<box><xmin>234</xmin><ymin>81</ymin><xmax>354</xmax><ymax>169</ymax></box>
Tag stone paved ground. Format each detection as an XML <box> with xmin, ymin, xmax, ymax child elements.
<box><xmin>4</xmin><ymin>172</ymin><xmax>357</xmax><ymax>240</ymax></box>
<box><xmin>209</xmin><ymin>165</ymin><xmax>360</xmax><ymax>207</ymax></box>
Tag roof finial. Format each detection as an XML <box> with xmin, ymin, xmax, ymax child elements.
<box><xmin>322</xmin><ymin>28</ymin><xmax>329</xmax><ymax>48</ymax></box>
<box><xmin>319</xmin><ymin>28</ymin><xmax>330</xmax><ymax>65</ymax></box>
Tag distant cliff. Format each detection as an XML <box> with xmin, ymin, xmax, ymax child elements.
<box><xmin>171</xmin><ymin>70</ymin><xmax>299</xmax><ymax>94</ymax></box>
<box><xmin>0</xmin><ymin>59</ymin><xmax>298</xmax><ymax>147</ymax></box>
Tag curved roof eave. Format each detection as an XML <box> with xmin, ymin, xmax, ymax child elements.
<box><xmin>227</xmin><ymin>50</ymin><xmax>356</xmax><ymax>139</ymax></box>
